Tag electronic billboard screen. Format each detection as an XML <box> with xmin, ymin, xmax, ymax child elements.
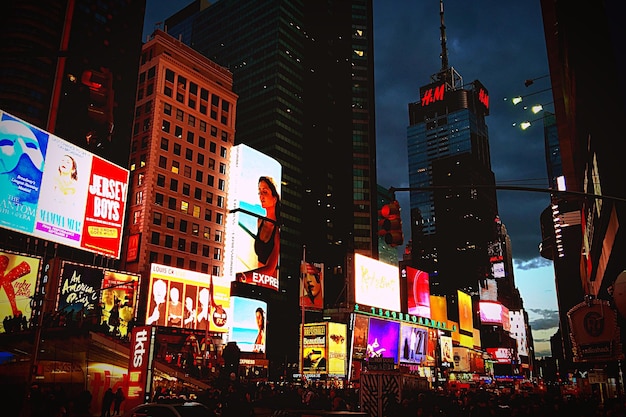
<box><xmin>229</xmin><ymin>296</ymin><xmax>268</xmax><ymax>353</ymax></box>
<box><xmin>406</xmin><ymin>266</ymin><xmax>430</xmax><ymax>317</ymax></box>
<box><xmin>225</xmin><ymin>144</ymin><xmax>282</xmax><ymax>290</ymax></box>
<box><xmin>0</xmin><ymin>109</ymin><xmax>129</xmax><ymax>258</ymax></box>
<box><xmin>0</xmin><ymin>250</ymin><xmax>42</xmax><ymax>332</ymax></box>
<box><xmin>146</xmin><ymin>263</ymin><xmax>230</xmax><ymax>332</ymax></box>
<box><xmin>366</xmin><ymin>317</ymin><xmax>400</xmax><ymax>362</ymax></box>
<box><xmin>354</xmin><ymin>254</ymin><xmax>400</xmax><ymax>311</ymax></box>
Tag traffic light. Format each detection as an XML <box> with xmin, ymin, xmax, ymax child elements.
<box><xmin>379</xmin><ymin>200</ymin><xmax>404</xmax><ymax>247</ymax></box>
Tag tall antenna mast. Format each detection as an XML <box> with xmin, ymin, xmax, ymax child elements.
<box><xmin>439</xmin><ymin>0</ymin><xmax>449</xmax><ymax>71</ymax></box>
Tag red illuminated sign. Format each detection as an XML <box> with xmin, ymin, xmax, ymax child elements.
<box><xmin>478</xmin><ymin>88</ymin><xmax>489</xmax><ymax>109</ymax></box>
<box><xmin>127</xmin><ymin>326</ymin><xmax>154</xmax><ymax>409</ymax></box>
<box><xmin>421</xmin><ymin>84</ymin><xmax>445</xmax><ymax>106</ymax></box>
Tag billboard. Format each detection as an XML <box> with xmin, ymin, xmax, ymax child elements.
<box><xmin>406</xmin><ymin>266</ymin><xmax>430</xmax><ymax>317</ymax></box>
<box><xmin>300</xmin><ymin>261</ymin><xmax>324</xmax><ymax>310</ymax></box>
<box><xmin>327</xmin><ymin>322</ymin><xmax>347</xmax><ymax>376</ymax></box>
<box><xmin>127</xmin><ymin>326</ymin><xmax>156</xmax><ymax>409</ymax></box>
<box><xmin>0</xmin><ymin>250</ymin><xmax>42</xmax><ymax>333</ymax></box>
<box><xmin>366</xmin><ymin>317</ymin><xmax>400</xmax><ymax>362</ymax></box>
<box><xmin>399</xmin><ymin>323</ymin><xmax>428</xmax><ymax>364</ymax></box>
<box><xmin>228</xmin><ymin>296</ymin><xmax>268</xmax><ymax>353</ymax></box>
<box><xmin>100</xmin><ymin>270</ymin><xmax>139</xmax><ymax>337</ymax></box>
<box><xmin>457</xmin><ymin>290</ymin><xmax>474</xmax><ymax>333</ymax></box>
<box><xmin>225</xmin><ymin>144</ymin><xmax>282</xmax><ymax>290</ymax></box>
<box><xmin>440</xmin><ymin>335</ymin><xmax>454</xmax><ymax>363</ymax></box>
<box><xmin>57</xmin><ymin>261</ymin><xmax>104</xmax><ymax>314</ymax></box>
<box><xmin>146</xmin><ymin>263</ymin><xmax>230</xmax><ymax>332</ymax></box>
<box><xmin>479</xmin><ymin>301</ymin><xmax>510</xmax><ymax>329</ymax></box>
<box><xmin>354</xmin><ymin>254</ymin><xmax>400</xmax><ymax>312</ymax></box>
<box><xmin>302</xmin><ymin>323</ymin><xmax>327</xmax><ymax>374</ymax></box>
<box><xmin>0</xmin><ymin>109</ymin><xmax>129</xmax><ymax>258</ymax></box>
<box><xmin>351</xmin><ymin>314</ymin><xmax>369</xmax><ymax>360</ymax></box>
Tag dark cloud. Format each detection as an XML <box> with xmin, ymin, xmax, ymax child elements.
<box><xmin>527</xmin><ymin>308</ymin><xmax>560</xmax><ymax>330</ymax></box>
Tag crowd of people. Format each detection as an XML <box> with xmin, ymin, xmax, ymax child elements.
<box><xmin>14</xmin><ymin>377</ymin><xmax>626</xmax><ymax>417</ymax></box>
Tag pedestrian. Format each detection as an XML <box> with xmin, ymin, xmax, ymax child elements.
<box><xmin>101</xmin><ymin>388</ymin><xmax>114</xmax><ymax>417</ymax></box>
<box><xmin>113</xmin><ymin>388</ymin><xmax>125</xmax><ymax>416</ymax></box>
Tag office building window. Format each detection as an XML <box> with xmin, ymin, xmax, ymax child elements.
<box><xmin>151</xmin><ymin>232</ymin><xmax>160</xmax><ymax>245</ymax></box>
<box><xmin>165</xmin><ymin>235</ymin><xmax>173</xmax><ymax>248</ymax></box>
<box><xmin>163</xmin><ymin>254</ymin><xmax>172</xmax><ymax>265</ymax></box>
<box><xmin>166</xmin><ymin>216</ymin><xmax>174</xmax><ymax>229</ymax></box>
<box><xmin>153</xmin><ymin>212</ymin><xmax>162</xmax><ymax>226</ymax></box>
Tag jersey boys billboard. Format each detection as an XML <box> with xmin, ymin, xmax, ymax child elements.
<box><xmin>0</xmin><ymin>110</ymin><xmax>129</xmax><ymax>258</ymax></box>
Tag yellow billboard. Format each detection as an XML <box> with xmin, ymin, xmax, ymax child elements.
<box><xmin>327</xmin><ymin>322</ymin><xmax>347</xmax><ymax>376</ymax></box>
<box><xmin>0</xmin><ymin>250</ymin><xmax>42</xmax><ymax>333</ymax></box>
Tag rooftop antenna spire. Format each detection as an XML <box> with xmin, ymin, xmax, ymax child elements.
<box><xmin>439</xmin><ymin>0</ymin><xmax>449</xmax><ymax>71</ymax></box>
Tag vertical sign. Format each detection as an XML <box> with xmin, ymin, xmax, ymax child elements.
<box><xmin>127</xmin><ymin>326</ymin><xmax>155</xmax><ymax>409</ymax></box>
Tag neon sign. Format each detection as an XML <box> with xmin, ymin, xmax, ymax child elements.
<box><xmin>478</xmin><ymin>88</ymin><xmax>489</xmax><ymax>109</ymax></box>
<box><xmin>421</xmin><ymin>84</ymin><xmax>445</xmax><ymax>106</ymax></box>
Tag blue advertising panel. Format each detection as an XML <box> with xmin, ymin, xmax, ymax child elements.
<box><xmin>228</xmin><ymin>296</ymin><xmax>268</xmax><ymax>353</ymax></box>
<box><xmin>366</xmin><ymin>317</ymin><xmax>400</xmax><ymax>362</ymax></box>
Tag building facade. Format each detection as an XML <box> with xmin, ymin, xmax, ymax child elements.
<box><xmin>122</xmin><ymin>30</ymin><xmax>237</xmax><ymax>324</ymax></box>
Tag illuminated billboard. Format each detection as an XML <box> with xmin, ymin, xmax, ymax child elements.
<box><xmin>0</xmin><ymin>250</ymin><xmax>42</xmax><ymax>333</ymax></box>
<box><xmin>479</xmin><ymin>301</ymin><xmax>510</xmax><ymax>329</ymax></box>
<box><xmin>440</xmin><ymin>335</ymin><xmax>453</xmax><ymax>363</ymax></box>
<box><xmin>327</xmin><ymin>322</ymin><xmax>347</xmax><ymax>376</ymax></box>
<box><xmin>146</xmin><ymin>263</ymin><xmax>230</xmax><ymax>333</ymax></box>
<box><xmin>354</xmin><ymin>254</ymin><xmax>400</xmax><ymax>311</ymax></box>
<box><xmin>225</xmin><ymin>144</ymin><xmax>282</xmax><ymax>291</ymax></box>
<box><xmin>366</xmin><ymin>317</ymin><xmax>400</xmax><ymax>362</ymax></box>
<box><xmin>302</xmin><ymin>323</ymin><xmax>327</xmax><ymax>374</ymax></box>
<box><xmin>351</xmin><ymin>314</ymin><xmax>369</xmax><ymax>360</ymax></box>
<box><xmin>457</xmin><ymin>290</ymin><xmax>474</xmax><ymax>333</ymax></box>
<box><xmin>300</xmin><ymin>261</ymin><xmax>324</xmax><ymax>310</ymax></box>
<box><xmin>399</xmin><ymin>323</ymin><xmax>427</xmax><ymax>364</ymax></box>
<box><xmin>100</xmin><ymin>270</ymin><xmax>139</xmax><ymax>337</ymax></box>
<box><xmin>57</xmin><ymin>261</ymin><xmax>104</xmax><ymax>314</ymax></box>
<box><xmin>0</xmin><ymin>110</ymin><xmax>129</xmax><ymax>258</ymax></box>
<box><xmin>228</xmin><ymin>296</ymin><xmax>268</xmax><ymax>353</ymax></box>
<box><xmin>406</xmin><ymin>266</ymin><xmax>430</xmax><ymax>317</ymax></box>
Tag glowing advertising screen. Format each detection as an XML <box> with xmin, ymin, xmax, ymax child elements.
<box><xmin>457</xmin><ymin>290</ymin><xmax>473</xmax><ymax>333</ymax></box>
<box><xmin>100</xmin><ymin>270</ymin><xmax>139</xmax><ymax>337</ymax></box>
<box><xmin>57</xmin><ymin>261</ymin><xmax>104</xmax><ymax>314</ymax></box>
<box><xmin>406</xmin><ymin>266</ymin><xmax>430</xmax><ymax>317</ymax></box>
<box><xmin>228</xmin><ymin>296</ymin><xmax>268</xmax><ymax>353</ymax></box>
<box><xmin>0</xmin><ymin>110</ymin><xmax>129</xmax><ymax>258</ymax></box>
<box><xmin>225</xmin><ymin>144</ymin><xmax>282</xmax><ymax>291</ymax></box>
<box><xmin>0</xmin><ymin>250</ymin><xmax>41</xmax><ymax>332</ymax></box>
<box><xmin>354</xmin><ymin>254</ymin><xmax>400</xmax><ymax>311</ymax></box>
<box><xmin>127</xmin><ymin>326</ymin><xmax>156</xmax><ymax>410</ymax></box>
<box><xmin>327</xmin><ymin>322</ymin><xmax>347</xmax><ymax>376</ymax></box>
<box><xmin>366</xmin><ymin>317</ymin><xmax>400</xmax><ymax>362</ymax></box>
<box><xmin>440</xmin><ymin>335</ymin><xmax>453</xmax><ymax>363</ymax></box>
<box><xmin>302</xmin><ymin>323</ymin><xmax>327</xmax><ymax>374</ymax></box>
<box><xmin>491</xmin><ymin>261</ymin><xmax>505</xmax><ymax>278</ymax></box>
<box><xmin>399</xmin><ymin>324</ymin><xmax>427</xmax><ymax>364</ymax></box>
<box><xmin>147</xmin><ymin>263</ymin><xmax>230</xmax><ymax>332</ymax></box>
<box><xmin>430</xmin><ymin>295</ymin><xmax>447</xmax><ymax>323</ymax></box>
<box><xmin>479</xmin><ymin>301</ymin><xmax>508</xmax><ymax>326</ymax></box>
<box><xmin>351</xmin><ymin>314</ymin><xmax>369</xmax><ymax>360</ymax></box>
<box><xmin>487</xmin><ymin>347</ymin><xmax>513</xmax><ymax>364</ymax></box>
<box><xmin>300</xmin><ymin>261</ymin><xmax>324</xmax><ymax>310</ymax></box>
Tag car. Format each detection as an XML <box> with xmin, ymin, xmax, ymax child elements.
<box><xmin>122</xmin><ymin>401</ymin><xmax>216</xmax><ymax>417</ymax></box>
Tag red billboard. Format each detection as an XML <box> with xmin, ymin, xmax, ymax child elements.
<box><xmin>406</xmin><ymin>266</ymin><xmax>430</xmax><ymax>317</ymax></box>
